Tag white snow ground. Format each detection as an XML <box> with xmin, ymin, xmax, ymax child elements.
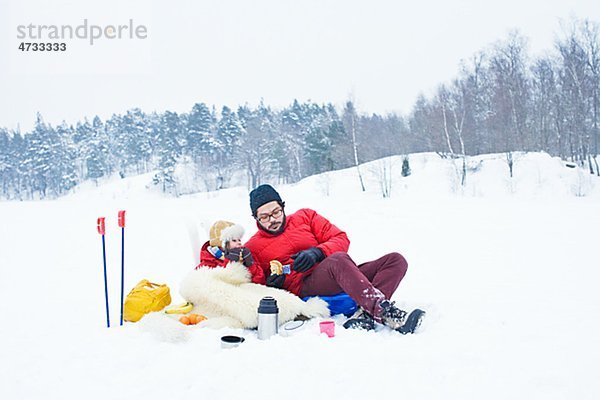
<box><xmin>1</xmin><ymin>152</ymin><xmax>599</xmax><ymax>400</ymax></box>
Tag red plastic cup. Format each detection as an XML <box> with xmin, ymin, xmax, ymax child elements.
<box><xmin>319</xmin><ymin>320</ymin><xmax>335</xmax><ymax>338</ymax></box>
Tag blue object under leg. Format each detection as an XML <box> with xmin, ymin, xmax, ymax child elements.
<box><xmin>302</xmin><ymin>292</ymin><xmax>358</xmax><ymax>316</ymax></box>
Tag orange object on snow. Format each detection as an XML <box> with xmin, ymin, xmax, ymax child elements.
<box><xmin>179</xmin><ymin>314</ymin><xmax>207</xmax><ymax>325</ymax></box>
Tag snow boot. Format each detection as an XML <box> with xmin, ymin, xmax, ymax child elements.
<box><xmin>379</xmin><ymin>300</ymin><xmax>407</xmax><ymax>330</ymax></box>
<box><xmin>396</xmin><ymin>309</ymin><xmax>425</xmax><ymax>335</ymax></box>
<box><xmin>343</xmin><ymin>308</ymin><xmax>375</xmax><ymax>331</ymax></box>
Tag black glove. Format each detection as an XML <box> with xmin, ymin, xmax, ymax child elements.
<box><xmin>290</xmin><ymin>247</ymin><xmax>325</xmax><ymax>272</ymax></box>
<box><xmin>266</xmin><ymin>273</ymin><xmax>285</xmax><ymax>288</ymax></box>
<box><xmin>224</xmin><ymin>247</ymin><xmax>254</xmax><ymax>267</ymax></box>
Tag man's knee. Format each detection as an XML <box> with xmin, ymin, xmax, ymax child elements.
<box><xmin>388</xmin><ymin>252</ymin><xmax>408</xmax><ymax>275</ymax></box>
<box><xmin>326</xmin><ymin>251</ymin><xmax>351</xmax><ymax>262</ymax></box>
<box><xmin>321</xmin><ymin>251</ymin><xmax>353</xmax><ymax>272</ymax></box>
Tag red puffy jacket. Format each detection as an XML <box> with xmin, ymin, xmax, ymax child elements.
<box><xmin>195</xmin><ymin>241</ymin><xmax>265</xmax><ymax>284</ymax></box>
<box><xmin>244</xmin><ymin>208</ymin><xmax>350</xmax><ymax>295</ymax></box>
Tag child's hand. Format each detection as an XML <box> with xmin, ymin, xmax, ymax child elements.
<box><xmin>225</xmin><ymin>247</ymin><xmax>254</xmax><ymax>267</ymax></box>
<box><xmin>266</xmin><ymin>273</ymin><xmax>285</xmax><ymax>288</ymax></box>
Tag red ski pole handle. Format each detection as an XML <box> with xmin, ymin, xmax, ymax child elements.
<box><xmin>97</xmin><ymin>217</ymin><xmax>106</xmax><ymax>235</ymax></box>
<box><xmin>118</xmin><ymin>210</ymin><xmax>126</xmax><ymax>228</ymax></box>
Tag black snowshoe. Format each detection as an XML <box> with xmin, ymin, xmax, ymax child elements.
<box><xmin>343</xmin><ymin>301</ymin><xmax>426</xmax><ymax>334</ymax></box>
<box><xmin>396</xmin><ymin>308</ymin><xmax>425</xmax><ymax>335</ymax></box>
<box><xmin>343</xmin><ymin>308</ymin><xmax>375</xmax><ymax>331</ymax></box>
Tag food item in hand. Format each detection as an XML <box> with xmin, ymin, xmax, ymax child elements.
<box><xmin>270</xmin><ymin>260</ymin><xmax>283</xmax><ymax>275</ymax></box>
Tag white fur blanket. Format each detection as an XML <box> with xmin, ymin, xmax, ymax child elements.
<box><xmin>179</xmin><ymin>262</ymin><xmax>329</xmax><ymax>329</ymax></box>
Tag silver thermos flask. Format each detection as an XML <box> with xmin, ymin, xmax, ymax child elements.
<box><xmin>257</xmin><ymin>296</ymin><xmax>279</xmax><ymax>340</ymax></box>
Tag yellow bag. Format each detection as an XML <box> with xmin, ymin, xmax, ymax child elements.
<box><xmin>124</xmin><ymin>279</ymin><xmax>172</xmax><ymax>322</ymax></box>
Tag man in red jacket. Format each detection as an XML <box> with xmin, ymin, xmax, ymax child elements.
<box><xmin>244</xmin><ymin>184</ymin><xmax>421</xmax><ymax>333</ymax></box>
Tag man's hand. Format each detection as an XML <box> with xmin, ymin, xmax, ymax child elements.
<box><xmin>266</xmin><ymin>273</ymin><xmax>285</xmax><ymax>288</ymax></box>
<box><xmin>224</xmin><ymin>247</ymin><xmax>254</xmax><ymax>267</ymax></box>
<box><xmin>290</xmin><ymin>247</ymin><xmax>325</xmax><ymax>272</ymax></box>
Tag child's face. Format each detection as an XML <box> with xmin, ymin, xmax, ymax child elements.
<box><xmin>228</xmin><ymin>238</ymin><xmax>242</xmax><ymax>249</ymax></box>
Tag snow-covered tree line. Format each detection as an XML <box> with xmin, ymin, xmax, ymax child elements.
<box><xmin>410</xmin><ymin>19</ymin><xmax>600</xmax><ymax>178</ymax></box>
<box><xmin>1</xmin><ymin>19</ymin><xmax>598</xmax><ymax>200</ymax></box>
<box><xmin>0</xmin><ymin>100</ymin><xmax>410</xmax><ymax>199</ymax></box>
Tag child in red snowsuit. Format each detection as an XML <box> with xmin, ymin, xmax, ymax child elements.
<box><xmin>195</xmin><ymin>220</ymin><xmax>265</xmax><ymax>285</ymax></box>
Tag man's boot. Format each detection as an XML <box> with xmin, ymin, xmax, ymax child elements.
<box><xmin>343</xmin><ymin>308</ymin><xmax>376</xmax><ymax>331</ymax></box>
<box><xmin>379</xmin><ymin>300</ymin><xmax>407</xmax><ymax>330</ymax></box>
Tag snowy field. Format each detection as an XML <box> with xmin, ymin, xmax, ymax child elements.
<box><xmin>1</xmin><ymin>152</ymin><xmax>599</xmax><ymax>400</ymax></box>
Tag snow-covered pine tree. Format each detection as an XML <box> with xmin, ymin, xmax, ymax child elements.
<box><xmin>401</xmin><ymin>156</ymin><xmax>411</xmax><ymax>177</ymax></box>
<box><xmin>305</xmin><ymin>103</ymin><xmax>342</xmax><ymax>176</ymax></box>
<box><xmin>8</xmin><ymin>131</ymin><xmax>27</xmax><ymax>199</ymax></box>
<box><xmin>51</xmin><ymin>122</ymin><xmax>78</xmax><ymax>194</ymax></box>
<box><xmin>0</xmin><ymin>128</ymin><xmax>12</xmax><ymax>198</ymax></box>
<box><xmin>186</xmin><ymin>103</ymin><xmax>217</xmax><ymax>167</ymax></box>
<box><xmin>73</xmin><ymin>119</ymin><xmax>95</xmax><ymax>180</ymax></box>
<box><xmin>153</xmin><ymin>111</ymin><xmax>182</xmax><ymax>194</ymax></box>
<box><xmin>86</xmin><ymin>118</ymin><xmax>110</xmax><ymax>183</ymax></box>
<box><xmin>237</xmin><ymin>102</ymin><xmax>276</xmax><ymax>188</ymax></box>
<box><xmin>214</xmin><ymin>105</ymin><xmax>243</xmax><ymax>188</ymax></box>
<box><xmin>279</xmin><ymin>99</ymin><xmax>306</xmax><ymax>182</ymax></box>
<box><xmin>24</xmin><ymin>114</ymin><xmax>56</xmax><ymax>199</ymax></box>
<box><xmin>122</xmin><ymin>109</ymin><xmax>153</xmax><ymax>175</ymax></box>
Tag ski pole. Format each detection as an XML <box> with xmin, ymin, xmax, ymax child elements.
<box><xmin>97</xmin><ymin>217</ymin><xmax>110</xmax><ymax>328</ymax></box>
<box><xmin>118</xmin><ymin>210</ymin><xmax>126</xmax><ymax>326</ymax></box>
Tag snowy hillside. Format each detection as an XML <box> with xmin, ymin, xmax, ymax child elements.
<box><xmin>66</xmin><ymin>151</ymin><xmax>599</xmax><ymax>201</ymax></box>
<box><xmin>1</xmin><ymin>152</ymin><xmax>599</xmax><ymax>400</ymax></box>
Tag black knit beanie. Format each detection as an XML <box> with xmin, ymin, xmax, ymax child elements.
<box><xmin>249</xmin><ymin>184</ymin><xmax>283</xmax><ymax>216</ymax></box>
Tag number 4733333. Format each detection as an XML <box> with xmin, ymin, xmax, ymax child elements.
<box><xmin>18</xmin><ymin>42</ymin><xmax>67</xmax><ymax>51</ymax></box>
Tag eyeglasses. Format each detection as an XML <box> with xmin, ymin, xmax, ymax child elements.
<box><xmin>256</xmin><ymin>207</ymin><xmax>283</xmax><ymax>223</ymax></box>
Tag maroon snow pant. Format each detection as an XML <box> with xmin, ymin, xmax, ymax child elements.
<box><xmin>299</xmin><ymin>252</ymin><xmax>408</xmax><ymax>321</ymax></box>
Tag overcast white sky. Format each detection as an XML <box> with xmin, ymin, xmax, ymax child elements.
<box><xmin>1</xmin><ymin>0</ymin><xmax>599</xmax><ymax>132</ymax></box>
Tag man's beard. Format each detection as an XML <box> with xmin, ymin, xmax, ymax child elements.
<box><xmin>260</xmin><ymin>214</ymin><xmax>286</xmax><ymax>236</ymax></box>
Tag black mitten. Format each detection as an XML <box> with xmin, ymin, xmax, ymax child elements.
<box><xmin>290</xmin><ymin>247</ymin><xmax>325</xmax><ymax>272</ymax></box>
<box><xmin>266</xmin><ymin>273</ymin><xmax>286</xmax><ymax>288</ymax></box>
<box><xmin>225</xmin><ymin>247</ymin><xmax>254</xmax><ymax>267</ymax></box>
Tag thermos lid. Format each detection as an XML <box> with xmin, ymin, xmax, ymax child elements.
<box><xmin>221</xmin><ymin>335</ymin><xmax>245</xmax><ymax>344</ymax></box>
<box><xmin>258</xmin><ymin>296</ymin><xmax>279</xmax><ymax>314</ymax></box>
<box><xmin>221</xmin><ymin>335</ymin><xmax>245</xmax><ymax>349</ymax></box>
